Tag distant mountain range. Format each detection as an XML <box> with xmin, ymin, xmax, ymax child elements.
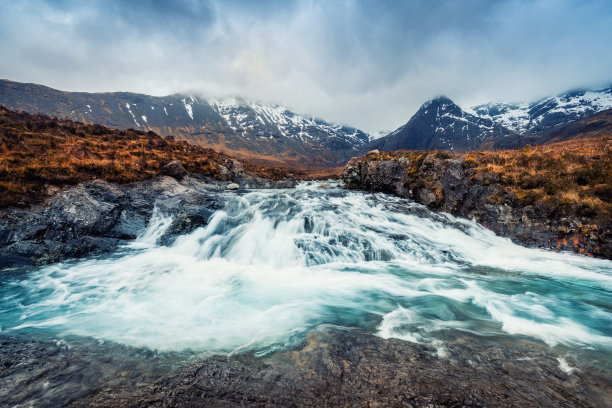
<box><xmin>0</xmin><ymin>80</ymin><xmax>371</xmax><ymax>167</ymax></box>
<box><xmin>471</xmin><ymin>87</ymin><xmax>612</xmax><ymax>134</ymax></box>
<box><xmin>368</xmin><ymin>86</ymin><xmax>612</xmax><ymax>153</ymax></box>
<box><xmin>1</xmin><ymin>79</ymin><xmax>611</xmax><ymax>164</ymax></box>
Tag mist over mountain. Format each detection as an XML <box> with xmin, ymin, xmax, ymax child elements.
<box><xmin>0</xmin><ymin>79</ymin><xmax>371</xmax><ymax>167</ymax></box>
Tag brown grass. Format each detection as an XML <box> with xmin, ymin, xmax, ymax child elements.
<box><xmin>0</xmin><ymin>106</ymin><xmax>296</xmax><ymax>207</ymax></box>
<box><xmin>370</xmin><ymin>135</ymin><xmax>611</xmax><ymax>223</ymax></box>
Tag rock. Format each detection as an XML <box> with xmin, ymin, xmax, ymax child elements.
<box><xmin>342</xmin><ymin>151</ymin><xmax>611</xmax><ymax>259</ymax></box>
<box><xmin>233</xmin><ymin>172</ymin><xmax>297</xmax><ymax>189</ymax></box>
<box><xmin>162</xmin><ymin>160</ymin><xmax>189</xmax><ymax>180</ymax></box>
<box><xmin>228</xmin><ymin>158</ymin><xmax>244</xmax><ymax>173</ymax></box>
<box><xmin>217</xmin><ymin>165</ymin><xmax>232</xmax><ymax>181</ymax></box>
<box><xmin>0</xmin><ymin>162</ymin><xmax>297</xmax><ymax>270</ymax></box>
<box><xmin>0</xmin><ymin>334</ymin><xmax>173</xmax><ymax>408</ymax></box>
<box><xmin>367</xmin><ymin>149</ymin><xmax>380</xmax><ymax>155</ymax></box>
<box><xmin>158</xmin><ymin>196</ymin><xmax>221</xmax><ymax>246</ymax></box>
<box><xmin>67</xmin><ymin>328</ymin><xmax>611</xmax><ymax>408</ymax></box>
<box><xmin>0</xmin><ymin>177</ymin><xmax>227</xmax><ymax>270</ymax></box>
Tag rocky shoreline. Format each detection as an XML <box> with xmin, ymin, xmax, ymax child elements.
<box><xmin>0</xmin><ymin>164</ymin><xmax>295</xmax><ymax>270</ymax></box>
<box><xmin>1</xmin><ymin>327</ymin><xmax>609</xmax><ymax>407</ymax></box>
<box><xmin>342</xmin><ymin>146</ymin><xmax>611</xmax><ymax>259</ymax></box>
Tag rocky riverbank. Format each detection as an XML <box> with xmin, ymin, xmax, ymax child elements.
<box><xmin>1</xmin><ymin>327</ymin><xmax>608</xmax><ymax>407</ymax></box>
<box><xmin>0</xmin><ymin>169</ymin><xmax>295</xmax><ymax>269</ymax></box>
<box><xmin>343</xmin><ymin>136</ymin><xmax>612</xmax><ymax>259</ymax></box>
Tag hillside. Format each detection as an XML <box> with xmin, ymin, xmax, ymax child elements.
<box><xmin>0</xmin><ymin>80</ymin><xmax>371</xmax><ymax>167</ymax></box>
<box><xmin>367</xmin><ymin>86</ymin><xmax>612</xmax><ymax>153</ymax></box>
<box><xmin>471</xmin><ymin>86</ymin><xmax>612</xmax><ymax>134</ymax></box>
<box><xmin>344</xmin><ymin>135</ymin><xmax>612</xmax><ymax>258</ymax></box>
<box><xmin>494</xmin><ymin>108</ymin><xmax>612</xmax><ymax>149</ymax></box>
<box><xmin>0</xmin><ymin>106</ymin><xmax>296</xmax><ymax>208</ymax></box>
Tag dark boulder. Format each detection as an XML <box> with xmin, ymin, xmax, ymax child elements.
<box><xmin>162</xmin><ymin>160</ymin><xmax>189</xmax><ymax>180</ymax></box>
<box><xmin>0</xmin><ymin>177</ymin><xmax>227</xmax><ymax>270</ymax></box>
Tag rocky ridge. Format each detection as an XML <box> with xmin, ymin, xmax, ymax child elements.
<box><xmin>366</xmin><ymin>96</ymin><xmax>516</xmax><ymax>153</ymax></box>
<box><xmin>471</xmin><ymin>85</ymin><xmax>612</xmax><ymax>134</ymax></box>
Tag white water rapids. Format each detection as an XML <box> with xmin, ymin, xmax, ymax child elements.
<box><xmin>1</xmin><ymin>182</ymin><xmax>611</xmax><ymax>363</ymax></box>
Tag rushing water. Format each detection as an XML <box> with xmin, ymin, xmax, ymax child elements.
<box><xmin>1</xmin><ymin>182</ymin><xmax>611</xmax><ymax>371</ymax></box>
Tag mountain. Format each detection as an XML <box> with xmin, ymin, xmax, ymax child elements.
<box><xmin>368</xmin><ymin>86</ymin><xmax>612</xmax><ymax>154</ymax></box>
<box><xmin>494</xmin><ymin>107</ymin><xmax>612</xmax><ymax>149</ymax></box>
<box><xmin>0</xmin><ymin>79</ymin><xmax>371</xmax><ymax>167</ymax></box>
<box><xmin>470</xmin><ymin>86</ymin><xmax>612</xmax><ymax>134</ymax></box>
<box><xmin>210</xmin><ymin>97</ymin><xmax>369</xmax><ymax>148</ymax></box>
<box><xmin>209</xmin><ymin>97</ymin><xmax>370</xmax><ymax>162</ymax></box>
<box><xmin>366</xmin><ymin>96</ymin><xmax>516</xmax><ymax>152</ymax></box>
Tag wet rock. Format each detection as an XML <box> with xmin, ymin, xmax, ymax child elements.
<box><xmin>162</xmin><ymin>160</ymin><xmax>189</xmax><ymax>180</ymax></box>
<box><xmin>0</xmin><ymin>161</ymin><xmax>296</xmax><ymax>270</ymax></box>
<box><xmin>233</xmin><ymin>172</ymin><xmax>297</xmax><ymax>189</ymax></box>
<box><xmin>68</xmin><ymin>328</ymin><xmax>612</xmax><ymax>408</ymax></box>
<box><xmin>0</xmin><ymin>334</ymin><xmax>177</xmax><ymax>408</ymax></box>
<box><xmin>343</xmin><ymin>153</ymin><xmax>611</xmax><ymax>259</ymax></box>
<box><xmin>0</xmin><ymin>177</ymin><xmax>227</xmax><ymax>270</ymax></box>
<box><xmin>158</xmin><ymin>195</ymin><xmax>221</xmax><ymax>246</ymax></box>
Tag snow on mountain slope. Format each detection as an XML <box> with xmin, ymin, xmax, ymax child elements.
<box><xmin>471</xmin><ymin>86</ymin><xmax>612</xmax><ymax>134</ymax></box>
<box><xmin>210</xmin><ymin>97</ymin><xmax>372</xmax><ymax>147</ymax></box>
<box><xmin>0</xmin><ymin>80</ymin><xmax>376</xmax><ymax>166</ymax></box>
<box><xmin>368</xmin><ymin>96</ymin><xmax>515</xmax><ymax>152</ymax></box>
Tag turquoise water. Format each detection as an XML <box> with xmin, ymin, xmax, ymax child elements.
<box><xmin>1</xmin><ymin>182</ymin><xmax>611</xmax><ymax>372</ymax></box>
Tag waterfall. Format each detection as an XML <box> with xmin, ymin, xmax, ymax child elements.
<box><xmin>1</xmin><ymin>182</ymin><xmax>611</xmax><ymax>361</ymax></box>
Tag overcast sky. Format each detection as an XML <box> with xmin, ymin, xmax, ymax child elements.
<box><xmin>1</xmin><ymin>0</ymin><xmax>611</xmax><ymax>133</ymax></box>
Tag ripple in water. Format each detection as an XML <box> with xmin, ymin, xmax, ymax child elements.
<box><xmin>1</xmin><ymin>182</ymin><xmax>611</xmax><ymax>365</ymax></box>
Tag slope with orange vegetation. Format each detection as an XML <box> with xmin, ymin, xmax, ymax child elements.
<box><xmin>343</xmin><ymin>135</ymin><xmax>612</xmax><ymax>258</ymax></box>
<box><xmin>0</xmin><ymin>106</ymin><xmax>296</xmax><ymax>208</ymax></box>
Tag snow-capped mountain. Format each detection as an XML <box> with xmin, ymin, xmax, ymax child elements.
<box><xmin>0</xmin><ymin>80</ymin><xmax>372</xmax><ymax>167</ymax></box>
<box><xmin>471</xmin><ymin>86</ymin><xmax>612</xmax><ymax>134</ymax></box>
<box><xmin>367</xmin><ymin>86</ymin><xmax>612</xmax><ymax>153</ymax></box>
<box><xmin>366</xmin><ymin>96</ymin><xmax>515</xmax><ymax>152</ymax></box>
<box><xmin>210</xmin><ymin>97</ymin><xmax>370</xmax><ymax>148</ymax></box>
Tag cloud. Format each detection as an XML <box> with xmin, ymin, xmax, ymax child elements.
<box><xmin>0</xmin><ymin>0</ymin><xmax>611</xmax><ymax>133</ymax></box>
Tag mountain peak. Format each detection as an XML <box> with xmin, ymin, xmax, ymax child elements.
<box><xmin>416</xmin><ymin>96</ymin><xmax>462</xmax><ymax>118</ymax></box>
<box><xmin>420</xmin><ymin>95</ymin><xmax>455</xmax><ymax>108</ymax></box>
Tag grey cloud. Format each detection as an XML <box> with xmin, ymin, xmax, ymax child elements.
<box><xmin>0</xmin><ymin>0</ymin><xmax>611</xmax><ymax>133</ymax></box>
